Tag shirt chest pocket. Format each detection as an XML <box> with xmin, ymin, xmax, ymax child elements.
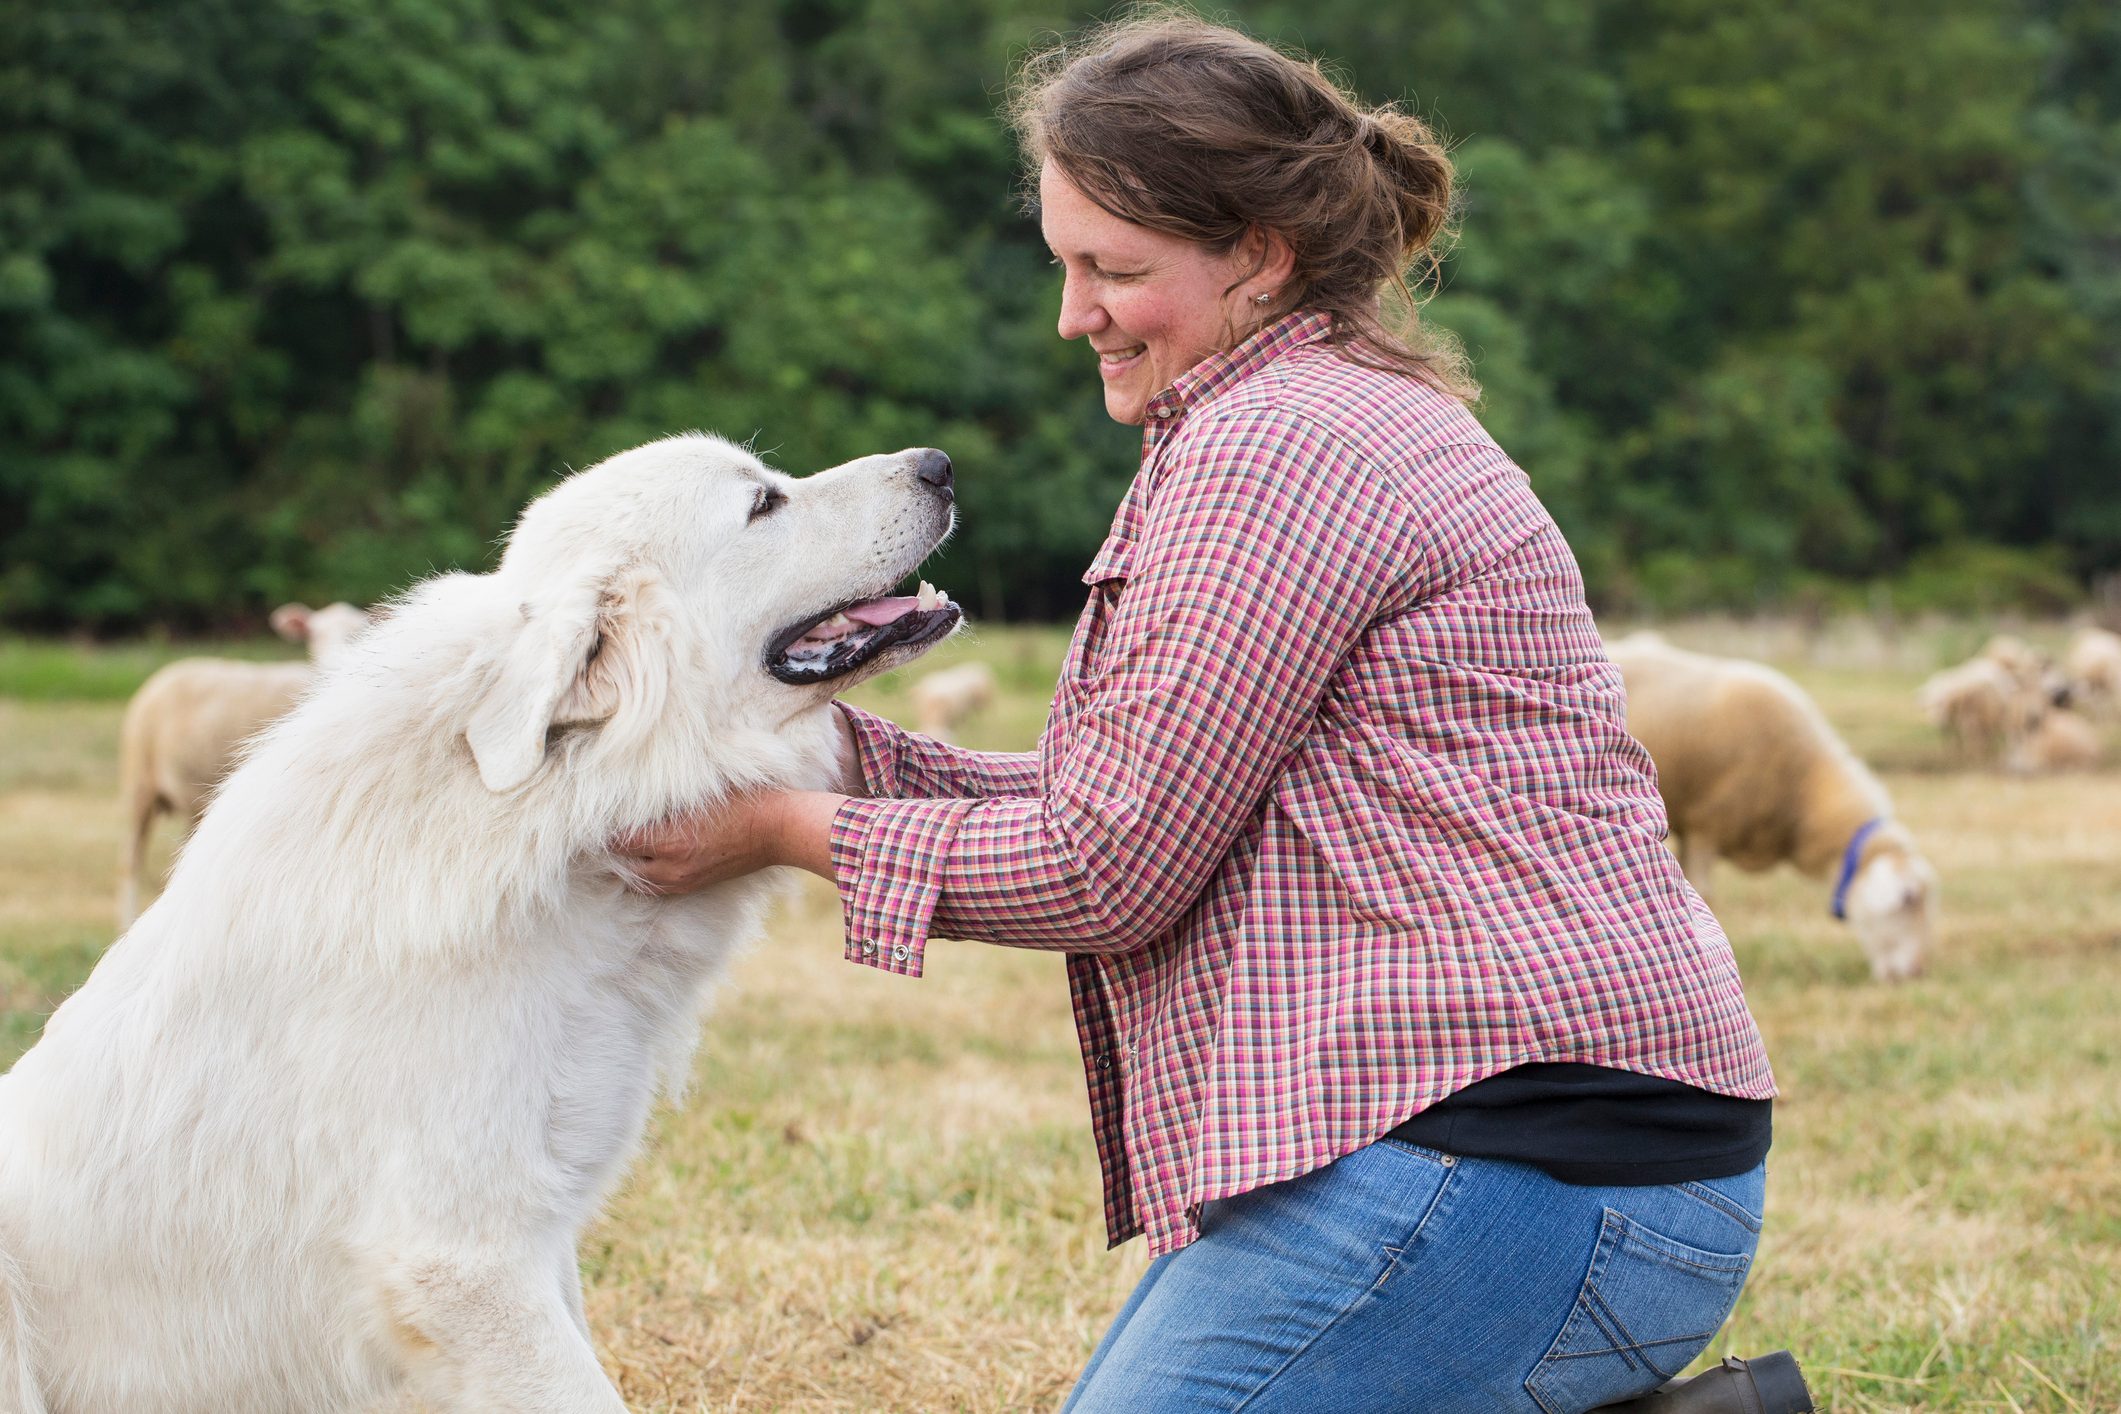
<box><xmin>1055</xmin><ymin>532</ymin><xmax>1133</xmax><ymax>718</ymax></box>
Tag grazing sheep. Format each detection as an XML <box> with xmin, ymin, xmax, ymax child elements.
<box><xmin>2065</xmin><ymin>626</ymin><xmax>2121</xmax><ymax>720</ymax></box>
<box><xmin>2005</xmin><ymin>706</ymin><xmax>2104</xmax><ymax>774</ymax></box>
<box><xmin>1610</xmin><ymin>633</ymin><xmax>1935</xmax><ymax>982</ymax></box>
<box><xmin>1981</xmin><ymin>632</ymin><xmax>2073</xmax><ymax>714</ymax></box>
<box><xmin>1977</xmin><ymin>633</ymin><xmax>2048</xmax><ymax>689</ymax></box>
<box><xmin>115</xmin><ymin>602</ymin><xmax>372</xmax><ymax>925</ymax></box>
<box><xmin>909</xmin><ymin>661</ymin><xmax>997</xmax><ymax>743</ymax></box>
<box><xmin>1917</xmin><ymin>657</ymin><xmax>2041</xmax><ymax>762</ymax></box>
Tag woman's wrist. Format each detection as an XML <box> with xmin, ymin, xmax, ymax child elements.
<box><xmin>768</xmin><ymin>789</ymin><xmax>847</xmax><ymax>881</ymax></box>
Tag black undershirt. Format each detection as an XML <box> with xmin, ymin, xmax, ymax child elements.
<box><xmin>1385</xmin><ymin>1063</ymin><xmax>1771</xmax><ymax>1186</ymax></box>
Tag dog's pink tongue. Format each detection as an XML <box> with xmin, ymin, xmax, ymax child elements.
<box><xmin>843</xmin><ymin>596</ymin><xmax>919</xmax><ymax>626</ymax></box>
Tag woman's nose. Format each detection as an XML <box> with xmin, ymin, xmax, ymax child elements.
<box><xmin>1056</xmin><ymin>274</ymin><xmax>1107</xmax><ymax>341</ymax></box>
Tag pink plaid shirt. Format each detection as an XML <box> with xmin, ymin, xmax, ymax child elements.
<box><xmin>829</xmin><ymin>312</ymin><xmax>1774</xmax><ymax>1256</ymax></box>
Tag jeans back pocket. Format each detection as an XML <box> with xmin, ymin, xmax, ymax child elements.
<box><xmin>1524</xmin><ymin>1208</ymin><xmax>1753</xmax><ymax>1414</ymax></box>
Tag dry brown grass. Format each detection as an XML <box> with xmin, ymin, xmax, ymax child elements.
<box><xmin>2</xmin><ymin>622</ymin><xmax>2117</xmax><ymax>1410</ymax></box>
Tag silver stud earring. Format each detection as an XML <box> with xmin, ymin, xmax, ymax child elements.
<box><xmin>1253</xmin><ymin>293</ymin><xmax>1272</xmax><ymax>305</ymax></box>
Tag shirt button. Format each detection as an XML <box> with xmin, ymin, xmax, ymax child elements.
<box><xmin>861</xmin><ymin>940</ymin><xmax>877</xmax><ymax>955</ymax></box>
<box><xmin>892</xmin><ymin>943</ymin><xmax>910</xmax><ymax>963</ymax></box>
<box><xmin>1155</xmin><ymin>407</ymin><xmax>1173</xmax><ymax>419</ymax></box>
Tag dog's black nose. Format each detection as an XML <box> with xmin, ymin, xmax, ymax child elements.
<box><xmin>913</xmin><ymin>449</ymin><xmax>953</xmax><ymax>495</ymax></box>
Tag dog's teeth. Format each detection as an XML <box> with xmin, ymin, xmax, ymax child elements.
<box><xmin>917</xmin><ymin>581</ymin><xmax>939</xmax><ymax>611</ymax></box>
<box><xmin>937</xmin><ymin>589</ymin><xmax>951</xmax><ymax>606</ymax></box>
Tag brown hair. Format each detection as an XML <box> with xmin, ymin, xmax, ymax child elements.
<box><xmin>1008</xmin><ymin>10</ymin><xmax>1475</xmax><ymax>401</ymax></box>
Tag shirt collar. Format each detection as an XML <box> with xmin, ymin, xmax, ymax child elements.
<box><xmin>1142</xmin><ymin>310</ymin><xmax>1335</xmax><ymax>426</ymax></box>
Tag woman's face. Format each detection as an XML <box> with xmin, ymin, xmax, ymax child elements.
<box><xmin>1040</xmin><ymin>161</ymin><xmax>1268</xmax><ymax>426</ymax></box>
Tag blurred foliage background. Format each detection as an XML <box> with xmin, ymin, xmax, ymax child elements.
<box><xmin>2</xmin><ymin>0</ymin><xmax>2117</xmax><ymax>631</ymax></box>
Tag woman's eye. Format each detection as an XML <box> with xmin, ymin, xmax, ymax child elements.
<box><xmin>1049</xmin><ymin>256</ymin><xmax>1137</xmax><ymax>281</ymax></box>
<box><xmin>748</xmin><ymin>486</ymin><xmax>785</xmax><ymax>521</ymax></box>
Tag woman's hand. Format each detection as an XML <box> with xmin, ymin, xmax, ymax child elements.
<box><xmin>613</xmin><ymin>789</ymin><xmax>846</xmax><ymax>895</ymax></box>
<box><xmin>831</xmin><ymin>702</ymin><xmax>869</xmax><ymax>797</ymax></box>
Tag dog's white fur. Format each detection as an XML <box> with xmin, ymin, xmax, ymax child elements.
<box><xmin>1610</xmin><ymin>633</ymin><xmax>1936</xmax><ymax>983</ymax></box>
<box><xmin>0</xmin><ymin>434</ymin><xmax>956</xmax><ymax>1412</ymax></box>
<box><xmin>116</xmin><ymin>602</ymin><xmax>373</xmax><ymax>927</ymax></box>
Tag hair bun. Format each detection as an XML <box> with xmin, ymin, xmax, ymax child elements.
<box><xmin>1359</xmin><ymin>107</ymin><xmax>1453</xmax><ymax>254</ymax></box>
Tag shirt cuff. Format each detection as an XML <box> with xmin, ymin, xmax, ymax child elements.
<box><xmin>829</xmin><ymin>795</ymin><xmax>978</xmax><ymax>978</ymax></box>
<box><xmin>836</xmin><ymin>702</ymin><xmax>906</xmax><ymax>798</ymax></box>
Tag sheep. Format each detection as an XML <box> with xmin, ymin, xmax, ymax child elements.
<box><xmin>1917</xmin><ymin>657</ymin><xmax>2042</xmax><ymax>763</ymax></box>
<box><xmin>1609</xmin><ymin>633</ymin><xmax>1935</xmax><ymax>982</ymax></box>
<box><xmin>115</xmin><ymin>602</ymin><xmax>371</xmax><ymax>926</ymax></box>
<box><xmin>909</xmin><ymin>661</ymin><xmax>997</xmax><ymax>743</ymax></box>
<box><xmin>2004</xmin><ymin>706</ymin><xmax>2104</xmax><ymax>774</ymax></box>
<box><xmin>1976</xmin><ymin>633</ymin><xmax>2050</xmax><ymax>690</ymax></box>
<box><xmin>266</xmin><ymin>600</ymin><xmax>372</xmax><ymax>665</ymax></box>
<box><xmin>2065</xmin><ymin>626</ymin><xmax>2121</xmax><ymax>720</ymax></box>
<box><xmin>1983</xmin><ymin>632</ymin><xmax>2076</xmax><ymax>712</ymax></box>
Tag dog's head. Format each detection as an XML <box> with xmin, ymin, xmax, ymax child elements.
<box><xmin>464</xmin><ymin>433</ymin><xmax>961</xmax><ymax>793</ymax></box>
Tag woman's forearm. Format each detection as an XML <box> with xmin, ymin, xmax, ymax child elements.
<box><xmin>768</xmin><ymin>790</ymin><xmax>848</xmax><ymax>882</ymax></box>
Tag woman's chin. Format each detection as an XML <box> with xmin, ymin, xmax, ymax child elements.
<box><xmin>1104</xmin><ymin>386</ymin><xmax>1150</xmax><ymax>426</ymax></box>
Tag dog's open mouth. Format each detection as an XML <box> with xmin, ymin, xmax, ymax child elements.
<box><xmin>767</xmin><ymin>580</ymin><xmax>964</xmax><ymax>684</ymax></box>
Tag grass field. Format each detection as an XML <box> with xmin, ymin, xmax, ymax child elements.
<box><xmin>1</xmin><ymin>619</ymin><xmax>2116</xmax><ymax>1411</ymax></box>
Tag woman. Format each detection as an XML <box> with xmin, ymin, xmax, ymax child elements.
<box><xmin>624</xmin><ymin>16</ymin><xmax>1807</xmax><ymax>1413</ymax></box>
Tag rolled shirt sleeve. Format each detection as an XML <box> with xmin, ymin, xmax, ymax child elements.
<box><xmin>835</xmin><ymin>702</ymin><xmax>1038</xmax><ymax>800</ymax></box>
<box><xmin>831</xmin><ymin>415</ymin><xmax>1422</xmax><ymax>977</ymax></box>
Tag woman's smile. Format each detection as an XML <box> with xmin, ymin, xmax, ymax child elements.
<box><xmin>1096</xmin><ymin>343</ymin><xmax>1147</xmax><ymax>379</ymax></box>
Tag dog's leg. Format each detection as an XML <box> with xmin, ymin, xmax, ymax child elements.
<box><xmin>385</xmin><ymin>1256</ymin><xmax>625</xmax><ymax>1413</ymax></box>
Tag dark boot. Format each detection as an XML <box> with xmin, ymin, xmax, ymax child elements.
<box><xmin>1589</xmin><ymin>1351</ymin><xmax>1815</xmax><ymax>1413</ymax></box>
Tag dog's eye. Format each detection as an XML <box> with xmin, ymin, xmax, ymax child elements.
<box><xmin>748</xmin><ymin>485</ymin><xmax>786</xmax><ymax>522</ymax></box>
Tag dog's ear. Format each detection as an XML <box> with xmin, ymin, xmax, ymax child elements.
<box><xmin>466</xmin><ymin>573</ymin><xmax>642</xmax><ymax>792</ymax></box>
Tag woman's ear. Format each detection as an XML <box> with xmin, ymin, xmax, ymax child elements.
<box><xmin>1248</xmin><ymin>226</ymin><xmax>1297</xmax><ymax>298</ymax></box>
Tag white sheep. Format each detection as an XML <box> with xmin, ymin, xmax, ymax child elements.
<box><xmin>2065</xmin><ymin>626</ymin><xmax>2121</xmax><ymax>720</ymax></box>
<box><xmin>116</xmin><ymin>602</ymin><xmax>371</xmax><ymax>926</ymax></box>
<box><xmin>909</xmin><ymin>661</ymin><xmax>997</xmax><ymax>743</ymax></box>
<box><xmin>266</xmin><ymin>600</ymin><xmax>373</xmax><ymax>665</ymax></box>
<box><xmin>1610</xmin><ymin>633</ymin><xmax>1935</xmax><ymax>982</ymax></box>
<box><xmin>1976</xmin><ymin>633</ymin><xmax>2050</xmax><ymax>689</ymax></box>
<box><xmin>1917</xmin><ymin>656</ymin><xmax>2041</xmax><ymax>762</ymax></box>
<box><xmin>2004</xmin><ymin>706</ymin><xmax>2104</xmax><ymax>774</ymax></box>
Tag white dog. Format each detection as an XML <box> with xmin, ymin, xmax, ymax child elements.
<box><xmin>0</xmin><ymin>434</ymin><xmax>960</xmax><ymax>1412</ymax></box>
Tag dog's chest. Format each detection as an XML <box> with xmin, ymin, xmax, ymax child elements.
<box><xmin>537</xmin><ymin>899</ymin><xmax>754</xmax><ymax>1193</ymax></box>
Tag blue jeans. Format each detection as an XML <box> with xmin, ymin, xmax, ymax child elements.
<box><xmin>1064</xmin><ymin>1141</ymin><xmax>1766</xmax><ymax>1413</ymax></box>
